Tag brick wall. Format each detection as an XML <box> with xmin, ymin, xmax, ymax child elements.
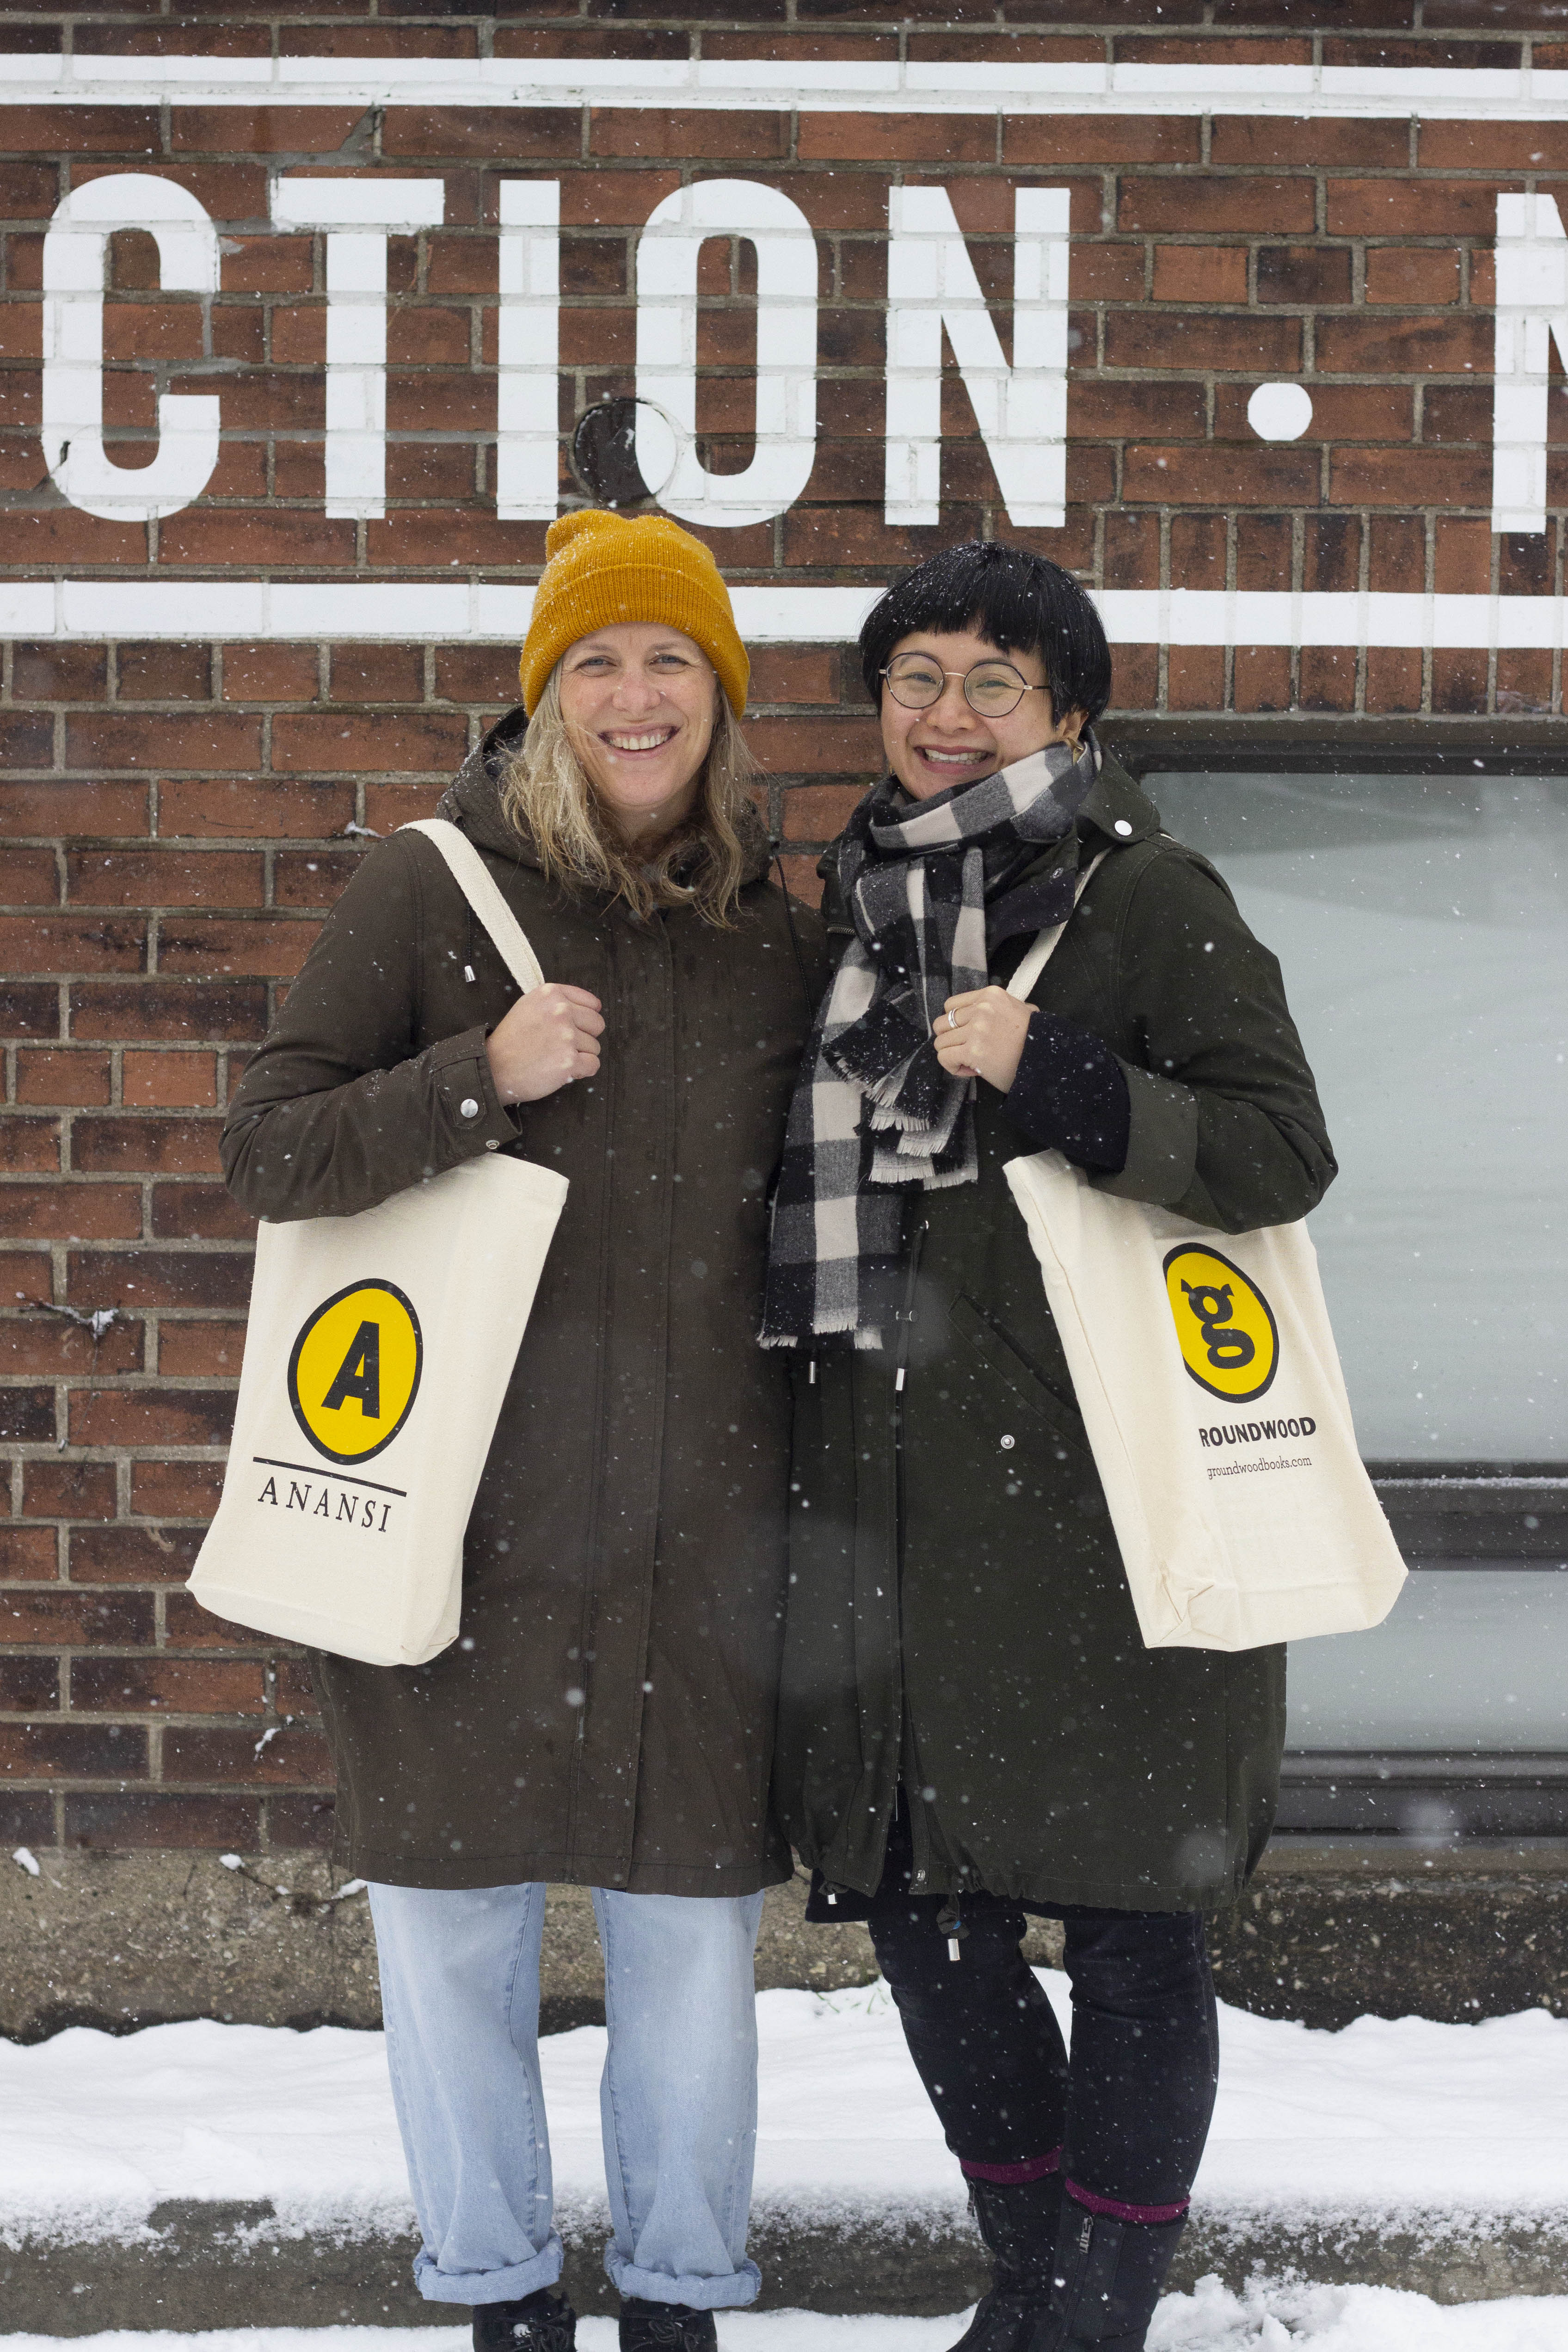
<box><xmin>0</xmin><ymin>0</ymin><xmax>1557</xmax><ymax>1861</ymax></box>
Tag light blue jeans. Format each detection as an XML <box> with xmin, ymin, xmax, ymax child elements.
<box><xmin>369</xmin><ymin>1881</ymin><xmax>765</xmax><ymax>2310</ymax></box>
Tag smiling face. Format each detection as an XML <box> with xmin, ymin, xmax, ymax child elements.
<box><xmin>879</xmin><ymin>624</ymin><xmax>1084</xmax><ymax>802</ymax></box>
<box><xmin>557</xmin><ymin>622</ymin><xmax>719</xmax><ymax>843</ymax></box>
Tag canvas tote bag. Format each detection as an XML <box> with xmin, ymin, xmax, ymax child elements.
<box><xmin>186</xmin><ymin>820</ymin><xmax>569</xmax><ymax>1667</ymax></box>
<box><xmin>1001</xmin><ymin>856</ymin><xmax>1406</xmax><ymax>1653</ymax></box>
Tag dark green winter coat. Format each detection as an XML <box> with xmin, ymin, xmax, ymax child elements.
<box><xmin>774</xmin><ymin>752</ymin><xmax>1336</xmax><ymax>1915</ymax></box>
<box><xmin>223</xmin><ymin>709</ymin><xmax>828</xmax><ymax>1895</ymax></box>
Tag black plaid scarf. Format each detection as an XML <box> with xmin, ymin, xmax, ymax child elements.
<box><xmin>760</xmin><ymin>737</ymin><xmax>1097</xmax><ymax>1349</ymax></box>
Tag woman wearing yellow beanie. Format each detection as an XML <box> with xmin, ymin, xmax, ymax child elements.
<box><xmin>221</xmin><ymin>509</ymin><xmax>826</xmax><ymax>2352</ymax></box>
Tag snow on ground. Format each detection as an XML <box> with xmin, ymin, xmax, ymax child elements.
<box><xmin>6</xmin><ymin>2296</ymin><xmax>1568</xmax><ymax>2352</ymax></box>
<box><xmin>2</xmin><ymin>1978</ymin><xmax>1567</xmax><ymax>2244</ymax></box>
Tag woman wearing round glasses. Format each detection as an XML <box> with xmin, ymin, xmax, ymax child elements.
<box><xmin>763</xmin><ymin>542</ymin><xmax>1333</xmax><ymax>2352</ymax></box>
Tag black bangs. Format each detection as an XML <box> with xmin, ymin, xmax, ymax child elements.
<box><xmin>858</xmin><ymin>540</ymin><xmax>1113</xmax><ymax>727</ymax></box>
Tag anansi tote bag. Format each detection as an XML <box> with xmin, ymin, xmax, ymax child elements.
<box><xmin>186</xmin><ymin>819</ymin><xmax>569</xmax><ymax>1668</ymax></box>
<box><xmin>1001</xmin><ymin>856</ymin><xmax>1406</xmax><ymax>1654</ymax></box>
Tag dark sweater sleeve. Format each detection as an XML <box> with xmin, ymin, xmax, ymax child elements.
<box><xmin>1003</xmin><ymin>1012</ymin><xmax>1131</xmax><ymax>1173</ymax></box>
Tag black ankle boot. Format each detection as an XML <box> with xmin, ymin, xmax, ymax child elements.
<box><xmin>473</xmin><ymin>2288</ymin><xmax>577</xmax><ymax>2352</ymax></box>
<box><xmin>947</xmin><ymin>2170</ymin><xmax>1065</xmax><ymax>2352</ymax></box>
<box><xmin>618</xmin><ymin>2297</ymin><xmax>718</xmax><ymax>2352</ymax></box>
<box><xmin>1032</xmin><ymin>2196</ymin><xmax>1185</xmax><ymax>2350</ymax></box>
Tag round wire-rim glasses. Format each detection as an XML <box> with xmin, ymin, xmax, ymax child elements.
<box><xmin>881</xmin><ymin>651</ymin><xmax>1046</xmax><ymax>720</ymax></box>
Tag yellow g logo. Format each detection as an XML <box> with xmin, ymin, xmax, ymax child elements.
<box><xmin>287</xmin><ymin>1280</ymin><xmax>423</xmax><ymax>1465</ymax></box>
<box><xmin>1162</xmin><ymin>1246</ymin><xmax>1278</xmax><ymax>1404</ymax></box>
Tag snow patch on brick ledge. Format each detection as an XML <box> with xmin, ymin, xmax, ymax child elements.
<box><xmin>1</xmin><ymin>1978</ymin><xmax>1566</xmax><ymax>2253</ymax></box>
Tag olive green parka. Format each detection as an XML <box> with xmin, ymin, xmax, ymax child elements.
<box><xmin>222</xmin><ymin>710</ymin><xmax>828</xmax><ymax>1894</ymax></box>
<box><xmin>774</xmin><ymin>751</ymin><xmax>1335</xmax><ymax>1915</ymax></box>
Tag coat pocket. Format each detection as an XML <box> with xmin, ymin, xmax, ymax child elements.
<box><xmin>947</xmin><ymin>1293</ymin><xmax>1096</xmax><ymax>1465</ymax></box>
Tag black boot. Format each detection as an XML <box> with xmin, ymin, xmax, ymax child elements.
<box><xmin>947</xmin><ymin>2171</ymin><xmax>1065</xmax><ymax>2352</ymax></box>
<box><xmin>618</xmin><ymin>2297</ymin><xmax>718</xmax><ymax>2352</ymax></box>
<box><xmin>473</xmin><ymin>2288</ymin><xmax>577</xmax><ymax>2352</ymax></box>
<box><xmin>1032</xmin><ymin>2197</ymin><xmax>1185</xmax><ymax>2350</ymax></box>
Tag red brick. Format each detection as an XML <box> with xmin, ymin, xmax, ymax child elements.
<box><xmin>1433</xmin><ymin>649</ymin><xmax>1488</xmax><ymax>715</ymax></box>
<box><xmin>1298</xmin><ymin>646</ymin><xmax>1358</xmax><ymax>711</ymax></box>
<box><xmin>220</xmin><ymin>644</ymin><xmax>320</xmax><ymax>703</ymax></box>
<box><xmin>0</xmin><ymin>1385</ymin><xmax>54</xmax><ymax>1443</ymax></box>
<box><xmin>1119</xmin><ymin>177</ymin><xmax>1315</xmax><ymax>234</ymax></box>
<box><xmin>1419</xmin><ymin>119</ymin><xmax>1568</xmax><ymax>172</ymax></box>
<box><xmin>1151</xmin><ymin>246</ymin><xmax>1248</xmax><ymax>305</ymax></box>
<box><xmin>774</xmin><ymin>855</ymin><xmax>824</xmax><ymax>910</ymax></box>
<box><xmin>272</xmin><ymin>1656</ymin><xmax>320</xmax><ymax>1712</ymax></box>
<box><xmin>1123</xmin><ymin>443</ymin><xmax>1319</xmax><ymax>505</ymax></box>
<box><xmin>0</xmin><ymin>1117</ymin><xmax>61</xmax><ymax>1175</ymax></box>
<box><xmin>1328</xmin><ymin>180</ymin><xmax>1507</xmax><ymax>239</ymax></box>
<box><xmin>0</xmin><ymin>915</ymin><xmax>145</xmax><ymax>977</ymax></box>
<box><xmin>0</xmin><ymin>987</ymin><xmax>60</xmax><ymax>1042</ymax></box>
<box><xmin>271</xmin><ymin>711</ymin><xmax>467</xmax><ymax>776</ymax></box>
<box><xmin>156</xmin><ymin>919</ymin><xmax>319</xmax><ymax>980</ymax></box>
<box><xmin>0</xmin><ymin>1590</ymin><xmax>153</xmax><ymax>1644</ymax></box>
<box><xmin>0</xmin><ymin>1723</ymin><xmax>148</xmax><ymax>1778</ymax></box>
<box><xmin>748</xmin><ymin>717</ymin><xmax>881</xmax><ymax>779</ymax></box>
<box><xmin>590</xmin><ymin>108</ymin><xmax>791</xmax><ymax>160</ymax></box>
<box><xmin>22</xmin><ymin>1461</ymin><xmax>117</xmax><ymax>1521</ymax></box>
<box><xmin>1106</xmin><ymin>645</ymin><xmax>1158</xmax><ymax>712</ymax></box>
<box><xmin>1233</xmin><ymin>645</ymin><xmax>1293</xmax><ymax>713</ymax></box>
<box><xmin>267</xmin><ymin>1793</ymin><xmax>337</xmax><ymax>1848</ymax></box>
<box><xmin>158</xmin><ymin>778</ymin><xmax>355</xmax><ymax>840</ymax></box>
<box><xmin>163</xmin><ymin>1723</ymin><xmax>333</xmax><ymax>1785</ymax></box>
<box><xmin>1496</xmin><ymin>651</ymin><xmax>1555</xmax><ymax>716</ymax></box>
<box><xmin>1330</xmin><ymin>448</ymin><xmax>1489</xmax><ymax>507</ymax></box>
<box><xmin>0</xmin><ymin>1527</ymin><xmax>61</xmax><ymax>1582</ymax></box>
<box><xmin>0</xmin><ymin>1659</ymin><xmax>59</xmax><ymax>1711</ymax></box>
<box><xmin>0</xmin><ymin>1186</ymin><xmax>142</xmax><ymax>1243</ymax></box>
<box><xmin>72</xmin><ymin>1116</ymin><xmax>222</xmax><ymax>1179</ymax></box>
<box><xmin>1365</xmin><ymin>247</ymin><xmax>1461</xmax><ymax>306</ymax></box>
<box><xmin>780</xmin><ymin>783</ymin><xmax>869</xmax><ymax>842</ymax></box>
<box><xmin>1368</xmin><ymin>516</ymin><xmax>1426</xmax><ymax>594</ymax></box>
<box><xmin>157</xmin><ymin>1319</ymin><xmax>247</xmax><ymax>1378</ymax></box>
<box><xmin>67</xmin><ymin>852</ymin><xmax>263</xmax><ymax>910</ymax></box>
<box><xmin>157</xmin><ymin>511</ymin><xmax>357</xmax><ymax>569</ymax></box>
<box><xmin>149</xmin><ymin>1186</ymin><xmax>256</xmax><ymax>1242</ymax></box>
<box><xmin>115</xmin><ymin>643</ymin><xmax>212</xmax><ymax>702</ymax></box>
<box><xmin>1104</xmin><ymin>313</ymin><xmax>1302</xmax><ymax>373</ymax></box>
<box><xmin>122</xmin><ymin>1053</ymin><xmax>218</xmax><ymax>1110</ymax></box>
<box><xmin>1</xmin><ymin>107</ymin><xmax>160</xmax><ymax>154</ymax></box>
<box><xmin>68</xmin><ymin>1525</ymin><xmax>201</xmax><ymax>1585</ymax></box>
<box><xmin>73</xmin><ymin>1657</ymin><xmax>267</xmax><ymax>1715</ymax></box>
<box><xmin>1256</xmin><ymin>247</ymin><xmax>1353</xmax><ymax>306</ymax></box>
<box><xmin>13</xmin><ymin>644</ymin><xmax>109</xmax><ymax>701</ymax></box>
<box><xmin>16</xmin><ymin>1051</ymin><xmax>112</xmax><ymax>1108</ymax></box>
<box><xmin>0</xmin><ymin>1315</ymin><xmax>142</xmax><ymax>1378</ymax></box>
<box><xmin>70</xmin><ymin>1251</ymin><xmax>252</xmax><ymax>1312</ymax></box>
<box><xmin>1003</xmin><ymin>117</ymin><xmax>1198</xmax><ymax>165</ymax></box>
<box><xmin>328</xmin><ymin>645</ymin><xmax>426</xmax><ymax>703</ymax></box>
<box><xmin>1167</xmin><ymin>647</ymin><xmax>1226</xmax><ymax>711</ymax></box>
<box><xmin>1364</xmin><ymin>646</ymin><xmax>1424</xmax><ymax>714</ymax></box>
<box><xmin>3</xmin><ymin>782</ymin><xmax>151</xmax><ymax>838</ymax></box>
<box><xmin>65</xmin><ymin>714</ymin><xmax>261</xmax><ymax>775</ymax></box>
<box><xmin>70</xmin><ymin>981</ymin><xmax>269</xmax><ymax>1044</ymax></box>
<box><xmin>0</xmin><ymin>849</ymin><xmax>60</xmax><ymax>907</ymax></box>
<box><xmin>160</xmin><ymin>1586</ymin><xmax>259</xmax><ymax>1644</ymax></box>
<box><xmin>169</xmin><ymin>105</ymin><xmax>364</xmax><ymax>155</ymax></box>
<box><xmin>69</xmin><ymin>1385</ymin><xmax>234</xmax><ymax>1449</ymax></box>
<box><xmin>1434</xmin><ymin>517</ymin><xmax>1494</xmax><ymax>596</ymax></box>
<box><xmin>747</xmin><ymin>649</ymin><xmax>841</xmax><ymax>706</ymax></box>
<box><xmin>273</xmin><ymin>851</ymin><xmax>365</xmax><ymax>910</ymax></box>
<box><xmin>66</xmin><ymin>1792</ymin><xmax>262</xmax><ymax>1849</ymax></box>
<box><xmin>1210</xmin><ymin>117</ymin><xmax>1409</xmax><ymax>168</ymax></box>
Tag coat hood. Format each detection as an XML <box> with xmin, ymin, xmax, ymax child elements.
<box><xmin>437</xmin><ymin>702</ymin><xmax>776</xmax><ymax>887</ymax></box>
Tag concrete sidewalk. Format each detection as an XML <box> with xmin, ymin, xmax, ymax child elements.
<box><xmin>3</xmin><ymin>1983</ymin><xmax>1566</xmax><ymax>2331</ymax></box>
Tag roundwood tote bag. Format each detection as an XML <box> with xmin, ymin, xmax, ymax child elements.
<box><xmin>1001</xmin><ymin>859</ymin><xmax>1406</xmax><ymax>1653</ymax></box>
<box><xmin>186</xmin><ymin>820</ymin><xmax>568</xmax><ymax>1668</ymax></box>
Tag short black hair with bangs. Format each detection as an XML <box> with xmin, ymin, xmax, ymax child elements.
<box><xmin>859</xmin><ymin>541</ymin><xmax>1113</xmax><ymax>729</ymax></box>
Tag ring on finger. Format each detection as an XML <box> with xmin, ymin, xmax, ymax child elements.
<box><xmin>947</xmin><ymin>1008</ymin><xmax>958</xmax><ymax>1029</ymax></box>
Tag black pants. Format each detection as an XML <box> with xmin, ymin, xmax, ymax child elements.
<box><xmin>867</xmin><ymin>1829</ymin><xmax>1218</xmax><ymax>2217</ymax></box>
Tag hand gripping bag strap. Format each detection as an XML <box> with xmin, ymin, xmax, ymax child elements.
<box><xmin>400</xmin><ymin>818</ymin><xmax>546</xmax><ymax>997</ymax></box>
<box><xmin>1005</xmin><ymin>849</ymin><xmax>1111</xmax><ymax>1004</ymax></box>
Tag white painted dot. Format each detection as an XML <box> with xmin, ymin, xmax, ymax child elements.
<box><xmin>1248</xmin><ymin>382</ymin><xmax>1314</xmax><ymax>442</ymax></box>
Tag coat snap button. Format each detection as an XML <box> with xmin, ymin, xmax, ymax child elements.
<box><xmin>999</xmin><ymin>1434</ymin><xmax>1015</xmax><ymax>1450</ymax></box>
<box><xmin>1113</xmin><ymin>819</ymin><xmax>1133</xmax><ymax>837</ymax></box>
<box><xmin>459</xmin><ymin>1096</ymin><xmax>480</xmax><ymax>1119</ymax></box>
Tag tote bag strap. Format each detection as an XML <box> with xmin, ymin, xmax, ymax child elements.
<box><xmin>400</xmin><ymin>818</ymin><xmax>546</xmax><ymax>997</ymax></box>
<box><xmin>1004</xmin><ymin>847</ymin><xmax>1113</xmax><ymax>1004</ymax></box>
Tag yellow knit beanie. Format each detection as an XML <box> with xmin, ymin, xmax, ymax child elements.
<box><xmin>519</xmin><ymin>509</ymin><xmax>750</xmax><ymax>719</ymax></box>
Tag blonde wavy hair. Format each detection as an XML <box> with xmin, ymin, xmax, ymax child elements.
<box><xmin>500</xmin><ymin>661</ymin><xmax>759</xmax><ymax>928</ymax></box>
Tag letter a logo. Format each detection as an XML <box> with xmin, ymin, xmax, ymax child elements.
<box><xmin>287</xmin><ymin>1280</ymin><xmax>422</xmax><ymax>1465</ymax></box>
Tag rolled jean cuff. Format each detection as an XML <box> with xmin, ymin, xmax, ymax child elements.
<box><xmin>414</xmin><ymin>2233</ymin><xmax>564</xmax><ymax>2306</ymax></box>
<box><xmin>603</xmin><ymin>2253</ymin><xmax>762</xmax><ymax>2312</ymax></box>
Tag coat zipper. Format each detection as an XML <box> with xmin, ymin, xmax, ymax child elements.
<box><xmin>893</xmin><ymin>1218</ymin><xmax>933</xmax><ymax>1903</ymax></box>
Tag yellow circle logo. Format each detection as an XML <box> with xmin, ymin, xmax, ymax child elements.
<box><xmin>287</xmin><ymin>1280</ymin><xmax>423</xmax><ymax>1465</ymax></box>
<box><xmin>1162</xmin><ymin>1246</ymin><xmax>1278</xmax><ymax>1404</ymax></box>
